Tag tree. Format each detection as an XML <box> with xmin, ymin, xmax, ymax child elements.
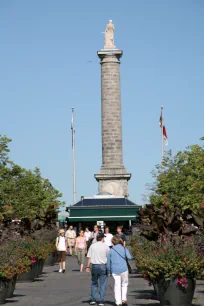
<box><xmin>0</xmin><ymin>135</ymin><xmax>63</xmax><ymax>222</ymax></box>
<box><xmin>149</xmin><ymin>143</ymin><xmax>204</xmax><ymax>218</ymax></box>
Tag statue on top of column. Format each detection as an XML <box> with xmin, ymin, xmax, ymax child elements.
<box><xmin>104</xmin><ymin>20</ymin><xmax>116</xmax><ymax>49</ymax></box>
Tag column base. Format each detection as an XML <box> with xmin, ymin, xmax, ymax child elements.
<box><xmin>94</xmin><ymin>168</ymin><xmax>131</xmax><ymax>197</ymax></box>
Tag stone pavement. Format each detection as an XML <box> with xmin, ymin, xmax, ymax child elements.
<box><xmin>5</xmin><ymin>256</ymin><xmax>204</xmax><ymax>306</ymax></box>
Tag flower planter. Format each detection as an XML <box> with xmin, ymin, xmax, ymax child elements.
<box><xmin>17</xmin><ymin>264</ymin><xmax>35</xmax><ymax>283</ymax></box>
<box><xmin>0</xmin><ymin>279</ymin><xmax>9</xmax><ymax>304</ymax></box>
<box><xmin>7</xmin><ymin>275</ymin><xmax>17</xmax><ymax>298</ymax></box>
<box><xmin>53</xmin><ymin>251</ymin><xmax>59</xmax><ymax>264</ymax></box>
<box><xmin>44</xmin><ymin>253</ymin><xmax>55</xmax><ymax>266</ymax></box>
<box><xmin>157</xmin><ymin>277</ymin><xmax>196</xmax><ymax>306</ymax></box>
<box><xmin>38</xmin><ymin>260</ymin><xmax>44</xmax><ymax>275</ymax></box>
<box><xmin>152</xmin><ymin>280</ymin><xmax>159</xmax><ymax>299</ymax></box>
<box><xmin>33</xmin><ymin>262</ymin><xmax>39</xmax><ymax>279</ymax></box>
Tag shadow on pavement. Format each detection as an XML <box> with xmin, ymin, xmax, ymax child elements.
<box><xmin>130</xmin><ymin>289</ymin><xmax>154</xmax><ymax>294</ymax></box>
<box><xmin>129</xmin><ymin>274</ymin><xmax>143</xmax><ymax>279</ymax></box>
<box><xmin>72</xmin><ymin>269</ymin><xmax>80</xmax><ymax>272</ymax></box>
<box><xmin>33</xmin><ymin>278</ymin><xmax>44</xmax><ymax>282</ymax></box>
<box><xmin>129</xmin><ymin>289</ymin><xmax>158</xmax><ymax>301</ymax></box>
<box><xmin>82</xmin><ymin>301</ymin><xmax>115</xmax><ymax>306</ymax></box>
<box><xmin>132</xmin><ymin>304</ymin><xmax>159</xmax><ymax>306</ymax></box>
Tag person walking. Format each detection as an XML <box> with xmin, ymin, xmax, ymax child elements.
<box><xmin>84</xmin><ymin>227</ymin><xmax>92</xmax><ymax>251</ymax></box>
<box><xmin>116</xmin><ymin>226</ymin><xmax>126</xmax><ymax>247</ymax></box>
<box><xmin>91</xmin><ymin>225</ymin><xmax>100</xmax><ymax>244</ymax></box>
<box><xmin>86</xmin><ymin>233</ymin><xmax>109</xmax><ymax>306</ymax></box>
<box><xmin>104</xmin><ymin>226</ymin><xmax>113</xmax><ymax>248</ymax></box>
<box><xmin>65</xmin><ymin>225</ymin><xmax>76</xmax><ymax>256</ymax></box>
<box><xmin>75</xmin><ymin>230</ymin><xmax>87</xmax><ymax>272</ymax></box>
<box><xmin>55</xmin><ymin>229</ymin><xmax>68</xmax><ymax>273</ymax></box>
<box><xmin>107</xmin><ymin>236</ymin><xmax>132</xmax><ymax>306</ymax></box>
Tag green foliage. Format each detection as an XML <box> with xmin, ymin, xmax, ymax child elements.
<box><xmin>149</xmin><ymin>144</ymin><xmax>204</xmax><ymax>215</ymax></box>
<box><xmin>0</xmin><ymin>135</ymin><xmax>63</xmax><ymax>221</ymax></box>
<box><xmin>0</xmin><ymin>136</ymin><xmax>11</xmax><ymax>165</ymax></box>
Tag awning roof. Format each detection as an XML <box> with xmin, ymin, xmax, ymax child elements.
<box><xmin>72</xmin><ymin>197</ymin><xmax>139</xmax><ymax>207</ymax></box>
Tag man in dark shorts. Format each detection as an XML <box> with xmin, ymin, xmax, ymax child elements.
<box><xmin>116</xmin><ymin>226</ymin><xmax>126</xmax><ymax>247</ymax></box>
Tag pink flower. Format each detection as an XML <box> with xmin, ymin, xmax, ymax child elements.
<box><xmin>176</xmin><ymin>276</ymin><xmax>188</xmax><ymax>289</ymax></box>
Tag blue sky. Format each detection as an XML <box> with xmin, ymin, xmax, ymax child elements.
<box><xmin>0</xmin><ymin>1</ymin><xmax>204</xmax><ymax>207</ymax></box>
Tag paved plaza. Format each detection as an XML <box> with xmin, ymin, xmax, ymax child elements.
<box><xmin>4</xmin><ymin>256</ymin><xmax>204</xmax><ymax>306</ymax></box>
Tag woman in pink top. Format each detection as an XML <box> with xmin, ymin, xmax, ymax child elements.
<box><xmin>75</xmin><ymin>230</ymin><xmax>87</xmax><ymax>272</ymax></box>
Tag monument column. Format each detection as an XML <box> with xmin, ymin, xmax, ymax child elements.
<box><xmin>94</xmin><ymin>20</ymin><xmax>131</xmax><ymax>197</ymax></box>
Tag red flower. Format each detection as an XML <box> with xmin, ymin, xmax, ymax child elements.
<box><xmin>201</xmin><ymin>204</ymin><xmax>204</xmax><ymax>209</ymax></box>
<box><xmin>184</xmin><ymin>258</ymin><xmax>187</xmax><ymax>262</ymax></box>
<box><xmin>163</xmin><ymin>194</ymin><xmax>167</xmax><ymax>199</ymax></box>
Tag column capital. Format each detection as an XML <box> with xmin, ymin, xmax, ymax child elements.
<box><xmin>97</xmin><ymin>49</ymin><xmax>123</xmax><ymax>63</ymax></box>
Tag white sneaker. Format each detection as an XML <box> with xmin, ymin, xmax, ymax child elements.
<box><xmin>59</xmin><ymin>269</ymin><xmax>62</xmax><ymax>273</ymax></box>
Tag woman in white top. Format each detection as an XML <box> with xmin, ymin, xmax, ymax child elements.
<box><xmin>84</xmin><ymin>227</ymin><xmax>92</xmax><ymax>251</ymax></box>
<box><xmin>56</xmin><ymin>229</ymin><xmax>68</xmax><ymax>273</ymax></box>
<box><xmin>84</xmin><ymin>227</ymin><xmax>92</xmax><ymax>241</ymax></box>
<box><xmin>104</xmin><ymin>226</ymin><xmax>113</xmax><ymax>248</ymax></box>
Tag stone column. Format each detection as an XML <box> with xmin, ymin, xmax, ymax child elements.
<box><xmin>94</xmin><ymin>49</ymin><xmax>131</xmax><ymax>197</ymax></box>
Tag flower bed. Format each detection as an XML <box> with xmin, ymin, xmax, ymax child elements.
<box><xmin>131</xmin><ymin>237</ymin><xmax>204</xmax><ymax>305</ymax></box>
<box><xmin>132</xmin><ymin>238</ymin><xmax>204</xmax><ymax>283</ymax></box>
<box><xmin>0</xmin><ymin>238</ymin><xmax>56</xmax><ymax>303</ymax></box>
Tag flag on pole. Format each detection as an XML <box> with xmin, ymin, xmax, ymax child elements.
<box><xmin>159</xmin><ymin>112</ymin><xmax>168</xmax><ymax>145</ymax></box>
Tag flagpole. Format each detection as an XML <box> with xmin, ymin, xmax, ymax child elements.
<box><xmin>71</xmin><ymin>107</ymin><xmax>77</xmax><ymax>204</ymax></box>
<box><xmin>161</xmin><ymin>105</ymin><xmax>164</xmax><ymax>172</ymax></box>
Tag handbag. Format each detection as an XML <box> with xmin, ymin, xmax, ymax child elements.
<box><xmin>112</xmin><ymin>247</ymin><xmax>132</xmax><ymax>274</ymax></box>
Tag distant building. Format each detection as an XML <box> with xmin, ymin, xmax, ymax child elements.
<box><xmin>67</xmin><ymin>194</ymin><xmax>140</xmax><ymax>232</ymax></box>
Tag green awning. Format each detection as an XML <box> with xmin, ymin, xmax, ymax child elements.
<box><xmin>69</xmin><ymin>206</ymin><xmax>139</xmax><ymax>222</ymax></box>
<box><xmin>69</xmin><ymin>216</ymin><xmax>136</xmax><ymax>222</ymax></box>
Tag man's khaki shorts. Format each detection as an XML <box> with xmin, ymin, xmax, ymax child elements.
<box><xmin>68</xmin><ymin>238</ymin><xmax>75</xmax><ymax>247</ymax></box>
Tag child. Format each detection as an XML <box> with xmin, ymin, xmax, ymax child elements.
<box><xmin>56</xmin><ymin>229</ymin><xmax>67</xmax><ymax>273</ymax></box>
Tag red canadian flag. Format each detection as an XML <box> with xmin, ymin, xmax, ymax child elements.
<box><xmin>159</xmin><ymin>112</ymin><xmax>168</xmax><ymax>145</ymax></box>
